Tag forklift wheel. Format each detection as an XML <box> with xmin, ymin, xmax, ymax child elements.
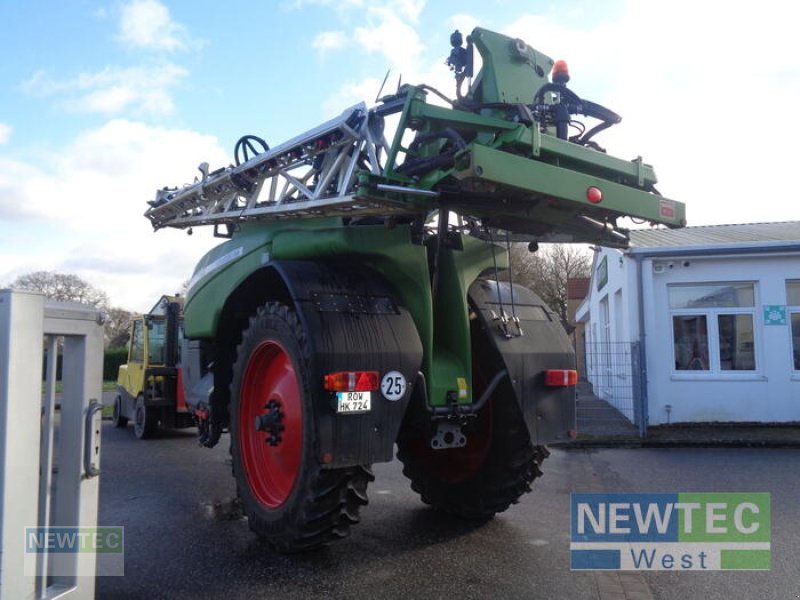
<box><xmin>112</xmin><ymin>395</ymin><xmax>128</xmax><ymax>428</ymax></box>
<box><xmin>134</xmin><ymin>395</ymin><xmax>158</xmax><ymax>439</ymax></box>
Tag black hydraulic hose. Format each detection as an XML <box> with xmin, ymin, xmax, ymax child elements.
<box><xmin>533</xmin><ymin>83</ymin><xmax>582</xmax><ymax>107</ymax></box>
<box><xmin>578</xmin><ymin>121</ymin><xmax>615</xmax><ymax>145</ymax></box>
<box><xmin>408</xmin><ymin>127</ymin><xmax>467</xmax><ymax>153</ymax></box>
<box><xmin>427</xmin><ymin>369</ymin><xmax>510</xmax><ymax>416</ymax></box>
<box><xmin>532</xmin><ymin>85</ymin><xmax>621</xmax><ymax>143</ymax></box>
<box><xmin>396</xmin><ymin>127</ymin><xmax>467</xmax><ymax>177</ymax></box>
<box><xmin>418</xmin><ymin>84</ymin><xmax>456</xmax><ymax>106</ymax></box>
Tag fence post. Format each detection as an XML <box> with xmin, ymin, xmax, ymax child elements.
<box><xmin>0</xmin><ymin>290</ymin><xmax>45</xmax><ymax>600</ymax></box>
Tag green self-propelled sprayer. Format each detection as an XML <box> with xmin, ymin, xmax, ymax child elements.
<box><xmin>146</xmin><ymin>27</ymin><xmax>684</xmax><ymax>552</ymax></box>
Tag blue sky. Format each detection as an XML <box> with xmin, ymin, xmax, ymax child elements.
<box><xmin>1</xmin><ymin>0</ymin><xmax>799</xmax><ymax>311</ymax></box>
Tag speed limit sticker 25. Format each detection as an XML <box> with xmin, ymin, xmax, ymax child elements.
<box><xmin>380</xmin><ymin>371</ymin><xmax>407</xmax><ymax>401</ymax></box>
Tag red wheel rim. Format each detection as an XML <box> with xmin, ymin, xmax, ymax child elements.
<box><xmin>239</xmin><ymin>340</ymin><xmax>303</xmax><ymax>508</ymax></box>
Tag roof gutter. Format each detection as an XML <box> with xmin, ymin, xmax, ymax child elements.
<box><xmin>628</xmin><ymin>240</ymin><xmax>800</xmax><ymax>258</ymax></box>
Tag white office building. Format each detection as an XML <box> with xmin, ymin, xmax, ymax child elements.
<box><xmin>575</xmin><ymin>222</ymin><xmax>800</xmax><ymax>426</ymax></box>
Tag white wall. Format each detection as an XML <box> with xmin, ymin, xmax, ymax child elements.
<box><xmin>579</xmin><ymin>247</ymin><xmax>640</xmax><ymax>420</ymax></box>
<box><xmin>642</xmin><ymin>253</ymin><xmax>800</xmax><ymax>424</ymax></box>
<box><xmin>579</xmin><ymin>247</ymin><xmax>800</xmax><ymax>425</ymax></box>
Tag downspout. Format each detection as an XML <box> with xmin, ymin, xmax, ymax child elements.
<box><xmin>634</xmin><ymin>253</ymin><xmax>648</xmax><ymax>438</ymax></box>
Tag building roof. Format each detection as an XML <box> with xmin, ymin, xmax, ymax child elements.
<box><xmin>567</xmin><ymin>277</ymin><xmax>590</xmax><ymax>299</ymax></box>
<box><xmin>628</xmin><ymin>221</ymin><xmax>800</xmax><ymax>249</ymax></box>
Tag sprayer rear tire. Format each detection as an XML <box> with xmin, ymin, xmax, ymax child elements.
<box><xmin>398</xmin><ymin>431</ymin><xmax>546</xmax><ymax>519</ymax></box>
<box><xmin>397</xmin><ymin>353</ymin><xmax>546</xmax><ymax>520</ymax></box>
<box><xmin>230</xmin><ymin>302</ymin><xmax>373</xmax><ymax>552</ymax></box>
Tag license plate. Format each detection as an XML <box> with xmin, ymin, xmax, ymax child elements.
<box><xmin>336</xmin><ymin>391</ymin><xmax>371</xmax><ymax>414</ymax></box>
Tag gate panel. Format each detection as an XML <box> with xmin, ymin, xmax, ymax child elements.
<box><xmin>0</xmin><ymin>291</ymin><xmax>106</xmax><ymax>600</ymax></box>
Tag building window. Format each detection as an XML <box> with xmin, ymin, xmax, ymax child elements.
<box><xmin>788</xmin><ymin>280</ymin><xmax>800</xmax><ymax>370</ymax></box>
<box><xmin>669</xmin><ymin>282</ymin><xmax>757</xmax><ymax>373</ymax></box>
<box><xmin>673</xmin><ymin>315</ymin><xmax>709</xmax><ymax>370</ymax></box>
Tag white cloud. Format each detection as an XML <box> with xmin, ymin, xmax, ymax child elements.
<box><xmin>354</xmin><ymin>7</ymin><xmax>424</xmax><ymax>76</ymax></box>
<box><xmin>302</xmin><ymin>1</ymin><xmax>426</xmax><ymax>73</ymax></box>
<box><xmin>0</xmin><ymin>120</ymin><xmax>230</xmax><ymax>310</ymax></box>
<box><xmin>290</xmin><ymin>0</ymin><xmax>365</xmax><ymax>12</ymax></box>
<box><xmin>447</xmin><ymin>14</ymin><xmax>481</xmax><ymax>38</ymax></box>
<box><xmin>319</xmin><ymin>1</ymin><xmax>436</xmax><ymax>118</ymax></box>
<box><xmin>313</xmin><ymin>30</ymin><xmax>348</xmax><ymax>53</ymax></box>
<box><xmin>521</xmin><ymin>0</ymin><xmax>800</xmax><ymax>227</ymax></box>
<box><xmin>324</xmin><ymin>1</ymin><xmax>800</xmax><ymax>228</ymax></box>
<box><xmin>0</xmin><ymin>124</ymin><xmax>11</xmax><ymax>145</ymax></box>
<box><xmin>21</xmin><ymin>63</ymin><xmax>188</xmax><ymax>116</ymax></box>
<box><xmin>118</xmin><ymin>0</ymin><xmax>195</xmax><ymax>52</ymax></box>
<box><xmin>0</xmin><ymin>158</ymin><xmax>44</xmax><ymax>220</ymax></box>
<box><xmin>392</xmin><ymin>0</ymin><xmax>425</xmax><ymax>22</ymax></box>
<box><xmin>293</xmin><ymin>0</ymin><xmax>423</xmax><ymax>19</ymax></box>
<box><xmin>322</xmin><ymin>77</ymin><xmax>384</xmax><ymax>118</ymax></box>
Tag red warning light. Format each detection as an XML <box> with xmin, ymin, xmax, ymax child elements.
<box><xmin>586</xmin><ymin>187</ymin><xmax>603</xmax><ymax>204</ymax></box>
<box><xmin>552</xmin><ymin>60</ymin><xmax>570</xmax><ymax>84</ymax></box>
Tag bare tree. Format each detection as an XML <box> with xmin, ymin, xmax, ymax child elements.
<box><xmin>10</xmin><ymin>271</ymin><xmax>133</xmax><ymax>348</ymax></box>
<box><xmin>105</xmin><ymin>307</ymin><xmax>133</xmax><ymax>349</ymax></box>
<box><xmin>10</xmin><ymin>271</ymin><xmax>110</xmax><ymax>308</ymax></box>
<box><xmin>507</xmin><ymin>244</ymin><xmax>592</xmax><ymax>321</ymax></box>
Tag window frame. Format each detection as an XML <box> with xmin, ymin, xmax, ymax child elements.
<box><xmin>668</xmin><ymin>281</ymin><xmax>760</xmax><ymax>377</ymax></box>
<box><xmin>787</xmin><ymin>280</ymin><xmax>800</xmax><ymax>372</ymax></box>
<box><xmin>147</xmin><ymin>319</ymin><xmax>167</xmax><ymax>365</ymax></box>
<box><xmin>130</xmin><ymin>320</ymin><xmax>145</xmax><ymax>363</ymax></box>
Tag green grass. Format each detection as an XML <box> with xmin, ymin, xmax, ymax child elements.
<box><xmin>43</xmin><ymin>380</ymin><xmax>117</xmax><ymax>394</ymax></box>
<box><xmin>41</xmin><ymin>380</ymin><xmax>119</xmax><ymax>418</ymax></box>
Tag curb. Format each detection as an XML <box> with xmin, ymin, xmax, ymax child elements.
<box><xmin>551</xmin><ymin>438</ymin><xmax>800</xmax><ymax>449</ymax></box>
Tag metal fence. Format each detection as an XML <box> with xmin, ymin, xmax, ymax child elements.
<box><xmin>580</xmin><ymin>341</ymin><xmax>646</xmax><ymax>437</ymax></box>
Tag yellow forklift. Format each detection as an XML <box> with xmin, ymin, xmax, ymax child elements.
<box><xmin>113</xmin><ymin>295</ymin><xmax>194</xmax><ymax>439</ymax></box>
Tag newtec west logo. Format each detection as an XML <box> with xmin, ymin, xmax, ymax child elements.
<box><xmin>25</xmin><ymin>527</ymin><xmax>123</xmax><ymax>553</ymax></box>
<box><xmin>570</xmin><ymin>493</ymin><xmax>770</xmax><ymax>571</ymax></box>
<box><xmin>24</xmin><ymin>527</ymin><xmax>125</xmax><ymax>576</ymax></box>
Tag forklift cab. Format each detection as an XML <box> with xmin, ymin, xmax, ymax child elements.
<box><xmin>114</xmin><ymin>295</ymin><xmax>189</xmax><ymax>438</ymax></box>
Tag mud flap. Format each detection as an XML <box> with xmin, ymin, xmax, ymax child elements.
<box><xmin>468</xmin><ymin>279</ymin><xmax>576</xmax><ymax>444</ymax></box>
<box><xmin>272</xmin><ymin>260</ymin><xmax>423</xmax><ymax>468</ymax></box>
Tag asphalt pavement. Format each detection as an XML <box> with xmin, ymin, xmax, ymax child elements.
<box><xmin>96</xmin><ymin>422</ymin><xmax>800</xmax><ymax>600</ymax></box>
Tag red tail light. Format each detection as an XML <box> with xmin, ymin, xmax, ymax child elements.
<box><xmin>324</xmin><ymin>371</ymin><xmax>379</xmax><ymax>392</ymax></box>
<box><xmin>544</xmin><ymin>369</ymin><xmax>578</xmax><ymax>387</ymax></box>
<box><xmin>586</xmin><ymin>186</ymin><xmax>603</xmax><ymax>204</ymax></box>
